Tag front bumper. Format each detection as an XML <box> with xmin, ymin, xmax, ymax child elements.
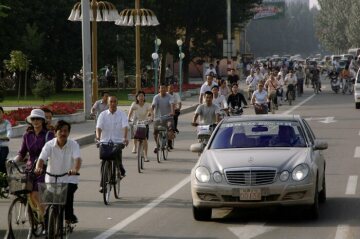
<box><xmin>191</xmin><ymin>181</ymin><xmax>315</xmax><ymax>208</ymax></box>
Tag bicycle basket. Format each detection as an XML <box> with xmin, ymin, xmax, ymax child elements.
<box><xmin>6</xmin><ymin>163</ymin><xmax>33</xmax><ymax>195</ymax></box>
<box><xmin>38</xmin><ymin>183</ymin><xmax>68</xmax><ymax>205</ymax></box>
<box><xmin>134</xmin><ymin>124</ymin><xmax>147</xmax><ymax>139</ymax></box>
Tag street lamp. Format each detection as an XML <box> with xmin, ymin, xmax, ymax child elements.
<box><xmin>176</xmin><ymin>39</ymin><xmax>185</xmax><ymax>98</ymax></box>
<box><xmin>115</xmin><ymin>0</ymin><xmax>159</xmax><ymax>93</ymax></box>
<box><xmin>68</xmin><ymin>0</ymin><xmax>120</xmax><ymax>103</ymax></box>
<box><xmin>152</xmin><ymin>37</ymin><xmax>161</xmax><ymax>94</ymax></box>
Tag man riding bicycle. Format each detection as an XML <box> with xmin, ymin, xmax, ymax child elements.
<box><xmin>96</xmin><ymin>96</ymin><xmax>129</xmax><ymax>192</ymax></box>
<box><xmin>284</xmin><ymin>69</ymin><xmax>298</xmax><ymax>100</ymax></box>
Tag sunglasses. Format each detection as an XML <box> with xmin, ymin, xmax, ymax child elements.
<box><xmin>31</xmin><ymin>117</ymin><xmax>43</xmax><ymax>121</ymax></box>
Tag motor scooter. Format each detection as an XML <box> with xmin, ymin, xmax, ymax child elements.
<box><xmin>330</xmin><ymin>77</ymin><xmax>340</xmax><ymax>93</ymax></box>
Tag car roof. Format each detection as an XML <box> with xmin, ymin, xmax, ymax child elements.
<box><xmin>222</xmin><ymin>115</ymin><xmax>302</xmax><ymax>123</ymax></box>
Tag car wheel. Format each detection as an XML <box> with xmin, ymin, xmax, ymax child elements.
<box><xmin>356</xmin><ymin>102</ymin><xmax>360</xmax><ymax>109</ymax></box>
<box><xmin>308</xmin><ymin>177</ymin><xmax>319</xmax><ymax>219</ymax></box>
<box><xmin>319</xmin><ymin>172</ymin><xmax>326</xmax><ymax>204</ymax></box>
<box><xmin>193</xmin><ymin>206</ymin><xmax>212</xmax><ymax>221</ymax></box>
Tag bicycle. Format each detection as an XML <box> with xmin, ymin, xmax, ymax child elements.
<box><xmin>342</xmin><ymin>78</ymin><xmax>354</xmax><ymax>95</ymax></box>
<box><xmin>98</xmin><ymin>142</ymin><xmax>125</xmax><ymax>205</ymax></box>
<box><xmin>38</xmin><ymin>171</ymin><xmax>79</xmax><ymax>239</ymax></box>
<box><xmin>286</xmin><ymin>84</ymin><xmax>296</xmax><ymax>105</ymax></box>
<box><xmin>132</xmin><ymin>119</ymin><xmax>152</xmax><ymax>173</ymax></box>
<box><xmin>6</xmin><ymin>160</ymin><xmax>44</xmax><ymax>239</ymax></box>
<box><xmin>0</xmin><ymin>171</ymin><xmax>9</xmax><ymax>198</ymax></box>
<box><xmin>268</xmin><ymin>91</ymin><xmax>277</xmax><ymax>114</ymax></box>
<box><xmin>154</xmin><ymin>115</ymin><xmax>173</xmax><ymax>163</ymax></box>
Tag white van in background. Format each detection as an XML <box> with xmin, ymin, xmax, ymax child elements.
<box><xmin>355</xmin><ymin>69</ymin><xmax>360</xmax><ymax>109</ymax></box>
<box><xmin>348</xmin><ymin>48</ymin><xmax>360</xmax><ymax>57</ymax></box>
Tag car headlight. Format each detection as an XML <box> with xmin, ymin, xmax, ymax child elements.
<box><xmin>279</xmin><ymin>171</ymin><xmax>290</xmax><ymax>181</ymax></box>
<box><xmin>292</xmin><ymin>164</ymin><xmax>309</xmax><ymax>181</ymax></box>
<box><xmin>213</xmin><ymin>171</ymin><xmax>222</xmax><ymax>183</ymax></box>
<box><xmin>195</xmin><ymin>167</ymin><xmax>211</xmax><ymax>183</ymax></box>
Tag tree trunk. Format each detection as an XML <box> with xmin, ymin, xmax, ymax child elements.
<box><xmin>55</xmin><ymin>70</ymin><xmax>63</xmax><ymax>93</ymax></box>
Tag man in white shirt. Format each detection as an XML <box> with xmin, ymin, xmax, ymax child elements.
<box><xmin>204</xmin><ymin>63</ymin><xmax>217</xmax><ymax>79</ymax></box>
<box><xmin>96</xmin><ymin>96</ymin><xmax>129</xmax><ymax>179</ymax></box>
<box><xmin>35</xmin><ymin>120</ymin><xmax>82</xmax><ymax>224</ymax></box>
<box><xmin>91</xmin><ymin>91</ymin><xmax>109</xmax><ymax>122</ymax></box>
<box><xmin>167</xmin><ymin>85</ymin><xmax>181</xmax><ymax>133</ymax></box>
<box><xmin>211</xmin><ymin>85</ymin><xmax>228</xmax><ymax>116</ymax></box>
<box><xmin>285</xmin><ymin>70</ymin><xmax>298</xmax><ymax>100</ymax></box>
<box><xmin>199</xmin><ymin>74</ymin><xmax>217</xmax><ymax>104</ymax></box>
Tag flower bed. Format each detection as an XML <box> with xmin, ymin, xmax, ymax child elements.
<box><xmin>4</xmin><ymin>102</ymin><xmax>83</xmax><ymax>127</ymax></box>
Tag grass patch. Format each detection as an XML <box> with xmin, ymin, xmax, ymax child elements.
<box><xmin>1</xmin><ymin>89</ymin><xmax>133</xmax><ymax>106</ymax></box>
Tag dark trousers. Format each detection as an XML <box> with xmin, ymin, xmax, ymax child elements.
<box><xmin>65</xmin><ymin>183</ymin><xmax>78</xmax><ymax>220</ymax></box>
<box><xmin>99</xmin><ymin>148</ymin><xmax>125</xmax><ymax>187</ymax></box>
<box><xmin>174</xmin><ymin>109</ymin><xmax>180</xmax><ymax>130</ymax></box>
<box><xmin>0</xmin><ymin>146</ymin><xmax>9</xmax><ymax>174</ymax></box>
<box><xmin>297</xmin><ymin>78</ymin><xmax>304</xmax><ymax>95</ymax></box>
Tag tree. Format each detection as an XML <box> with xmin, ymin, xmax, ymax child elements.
<box><xmin>33</xmin><ymin>76</ymin><xmax>55</xmax><ymax>102</ymax></box>
<box><xmin>346</xmin><ymin>0</ymin><xmax>360</xmax><ymax>48</ymax></box>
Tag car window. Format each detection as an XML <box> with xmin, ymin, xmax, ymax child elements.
<box><xmin>210</xmin><ymin>120</ymin><xmax>307</xmax><ymax>149</ymax></box>
<box><xmin>302</xmin><ymin>119</ymin><xmax>315</xmax><ymax>145</ymax></box>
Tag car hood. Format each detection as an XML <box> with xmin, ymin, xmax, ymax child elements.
<box><xmin>201</xmin><ymin>148</ymin><xmax>310</xmax><ymax>171</ymax></box>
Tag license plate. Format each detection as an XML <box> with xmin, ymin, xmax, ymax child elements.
<box><xmin>240</xmin><ymin>189</ymin><xmax>261</xmax><ymax>201</ymax></box>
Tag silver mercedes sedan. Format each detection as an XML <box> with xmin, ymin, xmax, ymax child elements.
<box><xmin>190</xmin><ymin>115</ymin><xmax>328</xmax><ymax>221</ymax></box>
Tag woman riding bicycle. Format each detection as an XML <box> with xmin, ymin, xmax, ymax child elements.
<box><xmin>128</xmin><ymin>91</ymin><xmax>152</xmax><ymax>162</ymax></box>
<box><xmin>13</xmin><ymin>109</ymin><xmax>55</xmax><ymax>221</ymax></box>
<box><xmin>251</xmin><ymin>82</ymin><xmax>268</xmax><ymax>114</ymax></box>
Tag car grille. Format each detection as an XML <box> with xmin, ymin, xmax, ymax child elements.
<box><xmin>225</xmin><ymin>168</ymin><xmax>277</xmax><ymax>186</ymax></box>
<box><xmin>222</xmin><ymin>194</ymin><xmax>280</xmax><ymax>202</ymax></box>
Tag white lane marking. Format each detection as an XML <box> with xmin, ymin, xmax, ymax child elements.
<box><xmin>93</xmin><ymin>176</ymin><xmax>191</xmax><ymax>239</ymax></box>
<box><xmin>345</xmin><ymin>175</ymin><xmax>358</xmax><ymax>195</ymax></box>
<box><xmin>354</xmin><ymin>147</ymin><xmax>360</xmax><ymax>158</ymax></box>
<box><xmin>228</xmin><ymin>223</ymin><xmax>276</xmax><ymax>239</ymax></box>
<box><xmin>281</xmin><ymin>93</ymin><xmax>316</xmax><ymax>115</ymax></box>
<box><xmin>334</xmin><ymin>225</ymin><xmax>350</xmax><ymax>239</ymax></box>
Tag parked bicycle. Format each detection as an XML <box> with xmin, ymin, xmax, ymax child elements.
<box><xmin>38</xmin><ymin>171</ymin><xmax>79</xmax><ymax>239</ymax></box>
<box><xmin>154</xmin><ymin>115</ymin><xmax>174</xmax><ymax>163</ymax></box>
<box><xmin>97</xmin><ymin>142</ymin><xmax>125</xmax><ymax>205</ymax></box>
<box><xmin>131</xmin><ymin>119</ymin><xmax>152</xmax><ymax>173</ymax></box>
<box><xmin>6</xmin><ymin>160</ymin><xmax>44</xmax><ymax>239</ymax></box>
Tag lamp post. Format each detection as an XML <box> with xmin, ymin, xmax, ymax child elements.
<box><xmin>68</xmin><ymin>0</ymin><xmax>120</xmax><ymax>104</ymax></box>
<box><xmin>115</xmin><ymin>0</ymin><xmax>159</xmax><ymax>93</ymax></box>
<box><xmin>176</xmin><ymin>39</ymin><xmax>185</xmax><ymax>98</ymax></box>
<box><xmin>151</xmin><ymin>37</ymin><xmax>161</xmax><ymax>94</ymax></box>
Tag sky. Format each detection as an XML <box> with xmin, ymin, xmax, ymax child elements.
<box><xmin>309</xmin><ymin>0</ymin><xmax>320</xmax><ymax>9</ymax></box>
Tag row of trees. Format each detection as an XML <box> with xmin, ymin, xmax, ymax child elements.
<box><xmin>0</xmin><ymin>0</ymin><xmax>261</xmax><ymax>95</ymax></box>
<box><xmin>316</xmin><ymin>0</ymin><xmax>360</xmax><ymax>53</ymax></box>
<box><xmin>246</xmin><ymin>1</ymin><xmax>320</xmax><ymax>57</ymax></box>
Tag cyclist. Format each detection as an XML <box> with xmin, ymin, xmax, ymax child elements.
<box><xmin>264</xmin><ymin>71</ymin><xmax>279</xmax><ymax>111</ymax></box>
<box><xmin>212</xmin><ymin>85</ymin><xmax>228</xmax><ymax>117</ymax></box>
<box><xmin>128</xmin><ymin>91</ymin><xmax>152</xmax><ymax>162</ymax></box>
<box><xmin>227</xmin><ymin>83</ymin><xmax>248</xmax><ymax>115</ymax></box>
<box><xmin>284</xmin><ymin>69</ymin><xmax>298</xmax><ymax>100</ymax></box>
<box><xmin>251</xmin><ymin>82</ymin><xmax>268</xmax><ymax>114</ymax></box>
<box><xmin>42</xmin><ymin>107</ymin><xmax>55</xmax><ymax>133</ymax></box>
<box><xmin>167</xmin><ymin>85</ymin><xmax>182</xmax><ymax>133</ymax></box>
<box><xmin>199</xmin><ymin>73</ymin><xmax>217</xmax><ymax>104</ymax></box>
<box><xmin>245</xmin><ymin>70</ymin><xmax>259</xmax><ymax>100</ymax></box>
<box><xmin>0</xmin><ymin>106</ymin><xmax>12</xmax><ymax>180</ymax></box>
<box><xmin>91</xmin><ymin>91</ymin><xmax>109</xmax><ymax>121</ymax></box>
<box><xmin>14</xmin><ymin>109</ymin><xmax>55</xmax><ymax>221</ymax></box>
<box><xmin>96</xmin><ymin>96</ymin><xmax>129</xmax><ymax>192</ymax></box>
<box><xmin>35</xmin><ymin>120</ymin><xmax>82</xmax><ymax>224</ymax></box>
<box><xmin>152</xmin><ymin>84</ymin><xmax>175</xmax><ymax>152</ymax></box>
<box><xmin>192</xmin><ymin>91</ymin><xmax>220</xmax><ymax>126</ymax></box>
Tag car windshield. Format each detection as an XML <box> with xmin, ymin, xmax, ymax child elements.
<box><xmin>210</xmin><ymin>120</ymin><xmax>307</xmax><ymax>149</ymax></box>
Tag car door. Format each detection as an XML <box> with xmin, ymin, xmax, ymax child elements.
<box><xmin>302</xmin><ymin>119</ymin><xmax>325</xmax><ymax>184</ymax></box>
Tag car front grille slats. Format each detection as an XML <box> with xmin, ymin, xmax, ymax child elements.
<box><xmin>225</xmin><ymin>169</ymin><xmax>276</xmax><ymax>186</ymax></box>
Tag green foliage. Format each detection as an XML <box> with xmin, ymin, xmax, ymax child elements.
<box><xmin>0</xmin><ymin>4</ymin><xmax>10</xmax><ymax>18</ymax></box>
<box><xmin>3</xmin><ymin>50</ymin><xmax>28</xmax><ymax>72</ymax></box>
<box><xmin>33</xmin><ymin>77</ymin><xmax>55</xmax><ymax>102</ymax></box>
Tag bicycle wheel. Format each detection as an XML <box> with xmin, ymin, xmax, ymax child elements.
<box><xmin>48</xmin><ymin>206</ymin><xmax>60</xmax><ymax>239</ymax></box>
<box><xmin>161</xmin><ymin>134</ymin><xmax>167</xmax><ymax>161</ymax></box>
<box><xmin>8</xmin><ymin>197</ymin><xmax>32</xmax><ymax>239</ymax></box>
<box><xmin>113</xmin><ymin>160</ymin><xmax>121</xmax><ymax>199</ymax></box>
<box><xmin>156</xmin><ymin>134</ymin><xmax>162</xmax><ymax>163</ymax></box>
<box><xmin>102</xmin><ymin>160</ymin><xmax>112</xmax><ymax>205</ymax></box>
<box><xmin>137</xmin><ymin>141</ymin><xmax>144</xmax><ymax>173</ymax></box>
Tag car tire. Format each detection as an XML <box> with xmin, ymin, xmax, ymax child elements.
<box><xmin>308</xmin><ymin>177</ymin><xmax>319</xmax><ymax>219</ymax></box>
<box><xmin>356</xmin><ymin>102</ymin><xmax>360</xmax><ymax>109</ymax></box>
<box><xmin>193</xmin><ymin>206</ymin><xmax>212</xmax><ymax>221</ymax></box>
<box><xmin>319</xmin><ymin>172</ymin><xmax>326</xmax><ymax>204</ymax></box>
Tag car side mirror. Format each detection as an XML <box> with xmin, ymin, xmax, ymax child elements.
<box><xmin>314</xmin><ymin>140</ymin><xmax>328</xmax><ymax>150</ymax></box>
<box><xmin>190</xmin><ymin>143</ymin><xmax>203</xmax><ymax>153</ymax></box>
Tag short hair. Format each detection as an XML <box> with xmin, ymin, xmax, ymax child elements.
<box><xmin>42</xmin><ymin>107</ymin><xmax>53</xmax><ymax>115</ymax></box>
<box><xmin>0</xmin><ymin>106</ymin><xmax>4</xmax><ymax>114</ymax></box>
<box><xmin>55</xmin><ymin>120</ymin><xmax>71</xmax><ymax>132</ymax></box>
<box><xmin>101</xmin><ymin>91</ymin><xmax>109</xmax><ymax>97</ymax></box>
<box><xmin>211</xmin><ymin>85</ymin><xmax>219</xmax><ymax>90</ymax></box>
<box><xmin>232</xmin><ymin>83</ymin><xmax>239</xmax><ymax>87</ymax></box>
<box><xmin>204</xmin><ymin>91</ymin><xmax>213</xmax><ymax>97</ymax></box>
